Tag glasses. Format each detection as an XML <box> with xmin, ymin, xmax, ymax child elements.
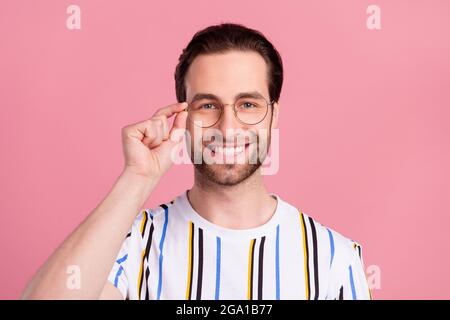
<box><xmin>185</xmin><ymin>96</ymin><xmax>274</xmax><ymax>128</ymax></box>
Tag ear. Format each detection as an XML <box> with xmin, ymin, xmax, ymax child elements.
<box><xmin>271</xmin><ymin>101</ymin><xmax>280</xmax><ymax>129</ymax></box>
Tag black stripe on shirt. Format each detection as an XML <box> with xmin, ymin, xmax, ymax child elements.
<box><xmin>300</xmin><ymin>213</ymin><xmax>311</xmax><ymax>300</ymax></box>
<box><xmin>258</xmin><ymin>236</ymin><xmax>266</xmax><ymax>300</ymax></box>
<box><xmin>196</xmin><ymin>228</ymin><xmax>204</xmax><ymax>300</ymax></box>
<box><xmin>308</xmin><ymin>216</ymin><xmax>320</xmax><ymax>300</ymax></box>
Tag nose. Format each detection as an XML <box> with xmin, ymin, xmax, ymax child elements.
<box><xmin>217</xmin><ymin>104</ymin><xmax>244</xmax><ymax>134</ymax></box>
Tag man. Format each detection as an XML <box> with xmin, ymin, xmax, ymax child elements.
<box><xmin>22</xmin><ymin>23</ymin><xmax>371</xmax><ymax>300</ymax></box>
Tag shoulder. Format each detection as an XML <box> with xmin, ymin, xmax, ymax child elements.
<box><xmin>279</xmin><ymin>196</ymin><xmax>364</xmax><ymax>264</ymax></box>
<box><xmin>134</xmin><ymin>198</ymin><xmax>176</xmax><ymax>225</ymax></box>
<box><xmin>125</xmin><ymin>197</ymin><xmax>177</xmax><ymax>241</ymax></box>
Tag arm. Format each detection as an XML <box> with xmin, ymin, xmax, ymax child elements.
<box><xmin>21</xmin><ymin>102</ymin><xmax>188</xmax><ymax>299</ymax></box>
<box><xmin>22</xmin><ymin>170</ymin><xmax>157</xmax><ymax>299</ymax></box>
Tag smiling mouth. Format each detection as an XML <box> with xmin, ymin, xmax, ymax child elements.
<box><xmin>206</xmin><ymin>143</ymin><xmax>250</xmax><ymax>156</ymax></box>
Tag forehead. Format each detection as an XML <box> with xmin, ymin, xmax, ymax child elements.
<box><xmin>184</xmin><ymin>50</ymin><xmax>269</xmax><ymax>101</ymax></box>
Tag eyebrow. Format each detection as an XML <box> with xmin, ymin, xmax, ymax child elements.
<box><xmin>189</xmin><ymin>91</ymin><xmax>266</xmax><ymax>103</ymax></box>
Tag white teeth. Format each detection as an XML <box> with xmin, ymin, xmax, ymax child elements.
<box><xmin>208</xmin><ymin>145</ymin><xmax>245</xmax><ymax>155</ymax></box>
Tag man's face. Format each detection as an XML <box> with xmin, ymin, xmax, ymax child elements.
<box><xmin>184</xmin><ymin>50</ymin><xmax>279</xmax><ymax>186</ymax></box>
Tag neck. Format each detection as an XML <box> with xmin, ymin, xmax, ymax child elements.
<box><xmin>187</xmin><ymin>168</ymin><xmax>277</xmax><ymax>229</ymax></box>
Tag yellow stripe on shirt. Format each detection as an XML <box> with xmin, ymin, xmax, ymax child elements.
<box><xmin>299</xmin><ymin>211</ymin><xmax>310</xmax><ymax>300</ymax></box>
<box><xmin>247</xmin><ymin>239</ymin><xmax>256</xmax><ymax>300</ymax></box>
<box><xmin>185</xmin><ymin>221</ymin><xmax>194</xmax><ymax>300</ymax></box>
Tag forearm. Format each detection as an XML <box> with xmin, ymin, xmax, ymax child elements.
<box><xmin>22</xmin><ymin>170</ymin><xmax>159</xmax><ymax>299</ymax></box>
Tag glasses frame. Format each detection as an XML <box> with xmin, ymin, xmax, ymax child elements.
<box><xmin>184</xmin><ymin>96</ymin><xmax>275</xmax><ymax>128</ymax></box>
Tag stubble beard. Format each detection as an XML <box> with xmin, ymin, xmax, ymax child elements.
<box><xmin>191</xmin><ymin>132</ymin><xmax>271</xmax><ymax>187</ymax></box>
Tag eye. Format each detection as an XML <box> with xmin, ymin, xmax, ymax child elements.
<box><xmin>201</xmin><ymin>103</ymin><xmax>218</xmax><ymax>110</ymax></box>
<box><xmin>239</xmin><ymin>101</ymin><xmax>257</xmax><ymax>109</ymax></box>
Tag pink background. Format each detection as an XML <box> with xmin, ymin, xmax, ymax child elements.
<box><xmin>1</xmin><ymin>0</ymin><xmax>449</xmax><ymax>299</ymax></box>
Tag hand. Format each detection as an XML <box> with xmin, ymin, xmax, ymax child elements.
<box><xmin>121</xmin><ymin>102</ymin><xmax>188</xmax><ymax>180</ymax></box>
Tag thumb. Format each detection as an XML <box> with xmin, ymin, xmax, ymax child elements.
<box><xmin>169</xmin><ymin>110</ymin><xmax>188</xmax><ymax>143</ymax></box>
<box><xmin>172</xmin><ymin>109</ymin><xmax>188</xmax><ymax>130</ymax></box>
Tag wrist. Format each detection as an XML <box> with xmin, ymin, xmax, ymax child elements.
<box><xmin>122</xmin><ymin>166</ymin><xmax>161</xmax><ymax>182</ymax></box>
<box><xmin>118</xmin><ymin>169</ymin><xmax>159</xmax><ymax>202</ymax></box>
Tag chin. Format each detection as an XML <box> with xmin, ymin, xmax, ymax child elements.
<box><xmin>194</xmin><ymin>162</ymin><xmax>261</xmax><ymax>186</ymax></box>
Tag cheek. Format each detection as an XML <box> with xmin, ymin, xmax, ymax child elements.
<box><xmin>253</xmin><ymin>118</ymin><xmax>272</xmax><ymax>137</ymax></box>
<box><xmin>189</xmin><ymin>127</ymin><xmax>216</xmax><ymax>152</ymax></box>
<box><xmin>185</xmin><ymin>126</ymin><xmax>198</xmax><ymax>152</ymax></box>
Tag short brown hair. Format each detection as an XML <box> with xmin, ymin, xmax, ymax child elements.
<box><xmin>175</xmin><ymin>23</ymin><xmax>283</xmax><ymax>103</ymax></box>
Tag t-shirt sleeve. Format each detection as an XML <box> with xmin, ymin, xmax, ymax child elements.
<box><xmin>327</xmin><ymin>240</ymin><xmax>372</xmax><ymax>300</ymax></box>
<box><xmin>107</xmin><ymin>230</ymin><xmax>131</xmax><ymax>300</ymax></box>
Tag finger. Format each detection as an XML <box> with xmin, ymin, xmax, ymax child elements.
<box><xmin>172</xmin><ymin>110</ymin><xmax>188</xmax><ymax>130</ymax></box>
<box><xmin>162</xmin><ymin>117</ymin><xmax>169</xmax><ymax>140</ymax></box>
<box><xmin>147</xmin><ymin>121</ymin><xmax>164</xmax><ymax>148</ymax></box>
<box><xmin>153</xmin><ymin>102</ymin><xmax>188</xmax><ymax>118</ymax></box>
<box><xmin>141</xmin><ymin>123</ymin><xmax>157</xmax><ymax>146</ymax></box>
<box><xmin>169</xmin><ymin>110</ymin><xmax>188</xmax><ymax>142</ymax></box>
<box><xmin>154</xmin><ymin>116</ymin><xmax>169</xmax><ymax>140</ymax></box>
<box><xmin>123</xmin><ymin>120</ymin><xmax>153</xmax><ymax>142</ymax></box>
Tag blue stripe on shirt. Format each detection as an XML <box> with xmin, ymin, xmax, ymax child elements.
<box><xmin>327</xmin><ymin>229</ymin><xmax>335</xmax><ymax>268</ymax></box>
<box><xmin>215</xmin><ymin>236</ymin><xmax>221</xmax><ymax>300</ymax></box>
<box><xmin>156</xmin><ymin>206</ymin><xmax>169</xmax><ymax>300</ymax></box>
<box><xmin>275</xmin><ymin>224</ymin><xmax>280</xmax><ymax>300</ymax></box>
<box><xmin>349</xmin><ymin>265</ymin><xmax>357</xmax><ymax>300</ymax></box>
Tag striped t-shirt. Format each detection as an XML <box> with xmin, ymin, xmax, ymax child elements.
<box><xmin>108</xmin><ymin>191</ymin><xmax>372</xmax><ymax>300</ymax></box>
